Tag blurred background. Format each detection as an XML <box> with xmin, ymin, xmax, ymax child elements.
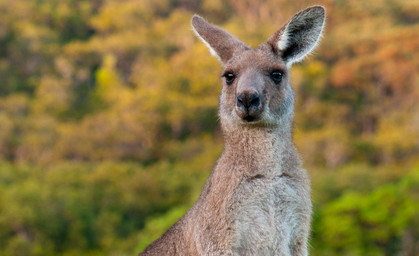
<box><xmin>0</xmin><ymin>0</ymin><xmax>418</xmax><ymax>255</ymax></box>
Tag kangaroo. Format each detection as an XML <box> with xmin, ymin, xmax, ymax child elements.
<box><xmin>139</xmin><ymin>6</ymin><xmax>325</xmax><ymax>256</ymax></box>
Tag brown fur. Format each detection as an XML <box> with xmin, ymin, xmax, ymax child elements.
<box><xmin>140</xmin><ymin>6</ymin><xmax>325</xmax><ymax>256</ymax></box>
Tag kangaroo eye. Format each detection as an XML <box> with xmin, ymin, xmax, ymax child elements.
<box><xmin>223</xmin><ymin>72</ymin><xmax>236</xmax><ymax>85</ymax></box>
<box><xmin>270</xmin><ymin>71</ymin><xmax>283</xmax><ymax>84</ymax></box>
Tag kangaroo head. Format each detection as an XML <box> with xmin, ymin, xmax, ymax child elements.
<box><xmin>192</xmin><ymin>6</ymin><xmax>325</xmax><ymax>129</ymax></box>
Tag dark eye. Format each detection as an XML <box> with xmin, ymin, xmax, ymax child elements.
<box><xmin>223</xmin><ymin>72</ymin><xmax>235</xmax><ymax>85</ymax></box>
<box><xmin>270</xmin><ymin>71</ymin><xmax>283</xmax><ymax>84</ymax></box>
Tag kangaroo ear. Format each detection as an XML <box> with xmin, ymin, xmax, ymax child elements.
<box><xmin>191</xmin><ymin>15</ymin><xmax>249</xmax><ymax>64</ymax></box>
<box><xmin>267</xmin><ymin>6</ymin><xmax>326</xmax><ymax>66</ymax></box>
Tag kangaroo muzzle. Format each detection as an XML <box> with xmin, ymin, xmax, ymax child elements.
<box><xmin>235</xmin><ymin>89</ymin><xmax>263</xmax><ymax>121</ymax></box>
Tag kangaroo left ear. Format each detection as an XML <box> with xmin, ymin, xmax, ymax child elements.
<box><xmin>191</xmin><ymin>15</ymin><xmax>249</xmax><ymax>64</ymax></box>
<box><xmin>267</xmin><ymin>6</ymin><xmax>326</xmax><ymax>66</ymax></box>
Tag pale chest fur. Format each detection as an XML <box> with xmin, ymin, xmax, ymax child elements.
<box><xmin>231</xmin><ymin>171</ymin><xmax>311</xmax><ymax>256</ymax></box>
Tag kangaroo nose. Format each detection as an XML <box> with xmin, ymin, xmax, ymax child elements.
<box><xmin>236</xmin><ymin>93</ymin><xmax>260</xmax><ymax>109</ymax></box>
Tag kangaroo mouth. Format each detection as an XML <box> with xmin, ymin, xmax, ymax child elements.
<box><xmin>243</xmin><ymin>115</ymin><xmax>257</xmax><ymax>122</ymax></box>
<box><xmin>235</xmin><ymin>108</ymin><xmax>263</xmax><ymax>123</ymax></box>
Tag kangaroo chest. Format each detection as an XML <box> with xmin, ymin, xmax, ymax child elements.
<box><xmin>230</xmin><ymin>173</ymin><xmax>302</xmax><ymax>255</ymax></box>
<box><xmin>191</xmin><ymin>138</ymin><xmax>309</xmax><ymax>255</ymax></box>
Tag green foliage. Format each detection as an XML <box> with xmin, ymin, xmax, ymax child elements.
<box><xmin>0</xmin><ymin>0</ymin><xmax>418</xmax><ymax>255</ymax></box>
<box><xmin>312</xmin><ymin>166</ymin><xmax>419</xmax><ymax>256</ymax></box>
<box><xmin>0</xmin><ymin>136</ymin><xmax>220</xmax><ymax>255</ymax></box>
<box><xmin>136</xmin><ymin>206</ymin><xmax>189</xmax><ymax>253</ymax></box>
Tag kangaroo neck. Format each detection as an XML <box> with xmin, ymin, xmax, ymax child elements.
<box><xmin>220</xmin><ymin>121</ymin><xmax>299</xmax><ymax>175</ymax></box>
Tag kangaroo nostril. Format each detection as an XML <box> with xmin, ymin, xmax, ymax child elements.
<box><xmin>249</xmin><ymin>94</ymin><xmax>260</xmax><ymax>107</ymax></box>
<box><xmin>236</xmin><ymin>95</ymin><xmax>244</xmax><ymax>107</ymax></box>
<box><xmin>237</xmin><ymin>93</ymin><xmax>260</xmax><ymax>109</ymax></box>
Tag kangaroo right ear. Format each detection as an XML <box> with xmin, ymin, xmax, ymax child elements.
<box><xmin>191</xmin><ymin>15</ymin><xmax>249</xmax><ymax>64</ymax></box>
<box><xmin>267</xmin><ymin>6</ymin><xmax>326</xmax><ymax>66</ymax></box>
